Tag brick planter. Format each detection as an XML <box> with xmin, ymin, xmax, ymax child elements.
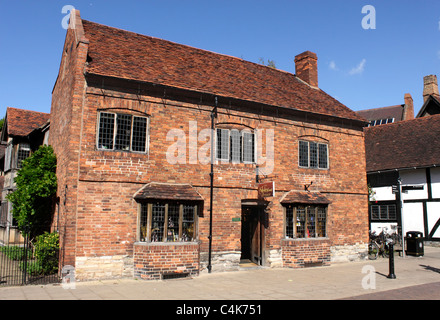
<box><xmin>281</xmin><ymin>238</ymin><xmax>331</xmax><ymax>268</ymax></box>
<box><xmin>134</xmin><ymin>242</ymin><xmax>200</xmax><ymax>280</ymax></box>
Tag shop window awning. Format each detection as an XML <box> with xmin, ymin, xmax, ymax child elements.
<box><xmin>280</xmin><ymin>191</ymin><xmax>331</xmax><ymax>205</ymax></box>
<box><xmin>134</xmin><ymin>182</ymin><xmax>204</xmax><ymax>201</ymax></box>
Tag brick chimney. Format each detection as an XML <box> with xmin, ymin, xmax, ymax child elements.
<box><xmin>403</xmin><ymin>93</ymin><xmax>414</xmax><ymax>120</ymax></box>
<box><xmin>294</xmin><ymin>51</ymin><xmax>318</xmax><ymax>87</ymax></box>
<box><xmin>423</xmin><ymin>75</ymin><xmax>440</xmax><ymax>102</ymax></box>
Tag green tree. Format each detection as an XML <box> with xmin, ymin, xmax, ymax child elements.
<box><xmin>7</xmin><ymin>145</ymin><xmax>57</xmax><ymax>239</ymax></box>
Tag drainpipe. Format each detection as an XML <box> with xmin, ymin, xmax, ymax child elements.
<box><xmin>207</xmin><ymin>97</ymin><xmax>218</xmax><ymax>273</ymax></box>
<box><xmin>397</xmin><ymin>176</ymin><xmax>405</xmax><ymax>258</ymax></box>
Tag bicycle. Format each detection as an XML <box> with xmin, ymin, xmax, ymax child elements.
<box><xmin>368</xmin><ymin>228</ymin><xmax>392</xmax><ymax>260</ymax></box>
<box><xmin>388</xmin><ymin>226</ymin><xmax>403</xmax><ymax>255</ymax></box>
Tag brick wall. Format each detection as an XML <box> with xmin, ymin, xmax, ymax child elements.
<box><xmin>49</xmin><ymin>13</ymin><xmax>90</xmax><ymax>267</ymax></box>
<box><xmin>134</xmin><ymin>242</ymin><xmax>199</xmax><ymax>280</ymax></box>
<box><xmin>75</xmin><ymin>181</ymin><xmax>138</xmax><ymax>257</ymax></box>
<box><xmin>281</xmin><ymin>239</ymin><xmax>331</xmax><ymax>268</ymax></box>
<box><xmin>326</xmin><ymin>193</ymin><xmax>369</xmax><ymax>246</ymax></box>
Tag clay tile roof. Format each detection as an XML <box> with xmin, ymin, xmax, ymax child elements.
<box><xmin>5</xmin><ymin>107</ymin><xmax>50</xmax><ymax>137</ymax></box>
<box><xmin>364</xmin><ymin>114</ymin><xmax>440</xmax><ymax>172</ymax></box>
<box><xmin>81</xmin><ymin>20</ymin><xmax>365</xmax><ymax>123</ymax></box>
<box><xmin>134</xmin><ymin>182</ymin><xmax>204</xmax><ymax>201</ymax></box>
<box><xmin>280</xmin><ymin>191</ymin><xmax>331</xmax><ymax>205</ymax></box>
<box><xmin>357</xmin><ymin>105</ymin><xmax>404</xmax><ymax>122</ymax></box>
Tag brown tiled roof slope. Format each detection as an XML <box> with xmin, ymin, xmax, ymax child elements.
<box><xmin>357</xmin><ymin>105</ymin><xmax>404</xmax><ymax>122</ymax></box>
<box><xmin>281</xmin><ymin>191</ymin><xmax>331</xmax><ymax>204</ymax></box>
<box><xmin>82</xmin><ymin>20</ymin><xmax>364</xmax><ymax>122</ymax></box>
<box><xmin>365</xmin><ymin>114</ymin><xmax>440</xmax><ymax>172</ymax></box>
<box><xmin>6</xmin><ymin>107</ymin><xmax>50</xmax><ymax>137</ymax></box>
<box><xmin>134</xmin><ymin>182</ymin><xmax>204</xmax><ymax>201</ymax></box>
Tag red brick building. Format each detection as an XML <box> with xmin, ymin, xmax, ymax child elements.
<box><xmin>50</xmin><ymin>10</ymin><xmax>369</xmax><ymax>280</ymax></box>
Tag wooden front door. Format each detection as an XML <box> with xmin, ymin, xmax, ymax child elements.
<box><xmin>241</xmin><ymin>206</ymin><xmax>264</xmax><ymax>265</ymax></box>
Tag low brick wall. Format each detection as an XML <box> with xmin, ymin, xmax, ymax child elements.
<box><xmin>134</xmin><ymin>242</ymin><xmax>200</xmax><ymax>280</ymax></box>
<box><xmin>281</xmin><ymin>238</ymin><xmax>331</xmax><ymax>268</ymax></box>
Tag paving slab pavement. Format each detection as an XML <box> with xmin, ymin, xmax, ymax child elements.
<box><xmin>0</xmin><ymin>247</ymin><xmax>439</xmax><ymax>301</ymax></box>
<box><xmin>341</xmin><ymin>281</ymin><xmax>440</xmax><ymax>300</ymax></box>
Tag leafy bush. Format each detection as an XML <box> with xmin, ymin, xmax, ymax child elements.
<box><xmin>33</xmin><ymin>232</ymin><xmax>59</xmax><ymax>275</ymax></box>
<box><xmin>0</xmin><ymin>246</ymin><xmax>32</xmax><ymax>260</ymax></box>
<box><xmin>7</xmin><ymin>145</ymin><xmax>57</xmax><ymax>239</ymax></box>
<box><xmin>20</xmin><ymin>260</ymin><xmax>43</xmax><ymax>276</ymax></box>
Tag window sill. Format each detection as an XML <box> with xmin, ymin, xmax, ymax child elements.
<box><xmin>283</xmin><ymin>237</ymin><xmax>329</xmax><ymax>242</ymax></box>
<box><xmin>96</xmin><ymin>148</ymin><xmax>148</xmax><ymax>155</ymax></box>
<box><xmin>215</xmin><ymin>161</ymin><xmax>256</xmax><ymax>166</ymax></box>
<box><xmin>298</xmin><ymin>166</ymin><xmax>329</xmax><ymax>171</ymax></box>
<box><xmin>134</xmin><ymin>241</ymin><xmax>199</xmax><ymax>246</ymax></box>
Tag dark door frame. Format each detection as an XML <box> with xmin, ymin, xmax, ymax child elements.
<box><xmin>240</xmin><ymin>200</ymin><xmax>268</xmax><ymax>266</ymax></box>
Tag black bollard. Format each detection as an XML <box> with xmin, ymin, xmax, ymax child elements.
<box><xmin>387</xmin><ymin>242</ymin><xmax>396</xmax><ymax>279</ymax></box>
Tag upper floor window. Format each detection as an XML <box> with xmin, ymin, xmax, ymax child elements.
<box><xmin>17</xmin><ymin>143</ymin><xmax>31</xmax><ymax>169</ymax></box>
<box><xmin>370</xmin><ymin>204</ymin><xmax>397</xmax><ymax>221</ymax></box>
<box><xmin>299</xmin><ymin>140</ymin><xmax>328</xmax><ymax>169</ymax></box>
<box><xmin>368</xmin><ymin>118</ymin><xmax>394</xmax><ymax>127</ymax></box>
<box><xmin>216</xmin><ymin>128</ymin><xmax>255</xmax><ymax>164</ymax></box>
<box><xmin>97</xmin><ymin>112</ymin><xmax>148</xmax><ymax>153</ymax></box>
<box><xmin>4</xmin><ymin>142</ymin><xmax>31</xmax><ymax>171</ymax></box>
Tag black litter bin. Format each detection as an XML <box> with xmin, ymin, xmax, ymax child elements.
<box><xmin>406</xmin><ymin>231</ymin><xmax>424</xmax><ymax>256</ymax></box>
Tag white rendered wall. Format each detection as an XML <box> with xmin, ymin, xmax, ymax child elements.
<box><xmin>402</xmin><ymin>202</ymin><xmax>424</xmax><ymax>236</ymax></box>
<box><xmin>400</xmin><ymin>169</ymin><xmax>428</xmax><ymax>201</ymax></box>
<box><xmin>370</xmin><ymin>186</ymin><xmax>395</xmax><ymax>202</ymax></box>
<box><xmin>431</xmin><ymin>167</ymin><xmax>440</xmax><ymax>199</ymax></box>
<box><xmin>427</xmin><ymin>202</ymin><xmax>440</xmax><ymax>238</ymax></box>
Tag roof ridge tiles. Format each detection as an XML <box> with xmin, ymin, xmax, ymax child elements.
<box><xmin>82</xmin><ymin>19</ymin><xmax>298</xmax><ymax>78</ymax></box>
<box><xmin>358</xmin><ymin>104</ymin><xmax>404</xmax><ymax>112</ymax></box>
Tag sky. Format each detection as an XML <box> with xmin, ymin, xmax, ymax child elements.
<box><xmin>1</xmin><ymin>0</ymin><xmax>440</xmax><ymax>118</ymax></box>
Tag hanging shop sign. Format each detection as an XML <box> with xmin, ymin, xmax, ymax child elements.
<box><xmin>258</xmin><ymin>182</ymin><xmax>275</xmax><ymax>198</ymax></box>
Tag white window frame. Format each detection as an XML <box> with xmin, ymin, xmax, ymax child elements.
<box><xmin>369</xmin><ymin>118</ymin><xmax>395</xmax><ymax>127</ymax></box>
